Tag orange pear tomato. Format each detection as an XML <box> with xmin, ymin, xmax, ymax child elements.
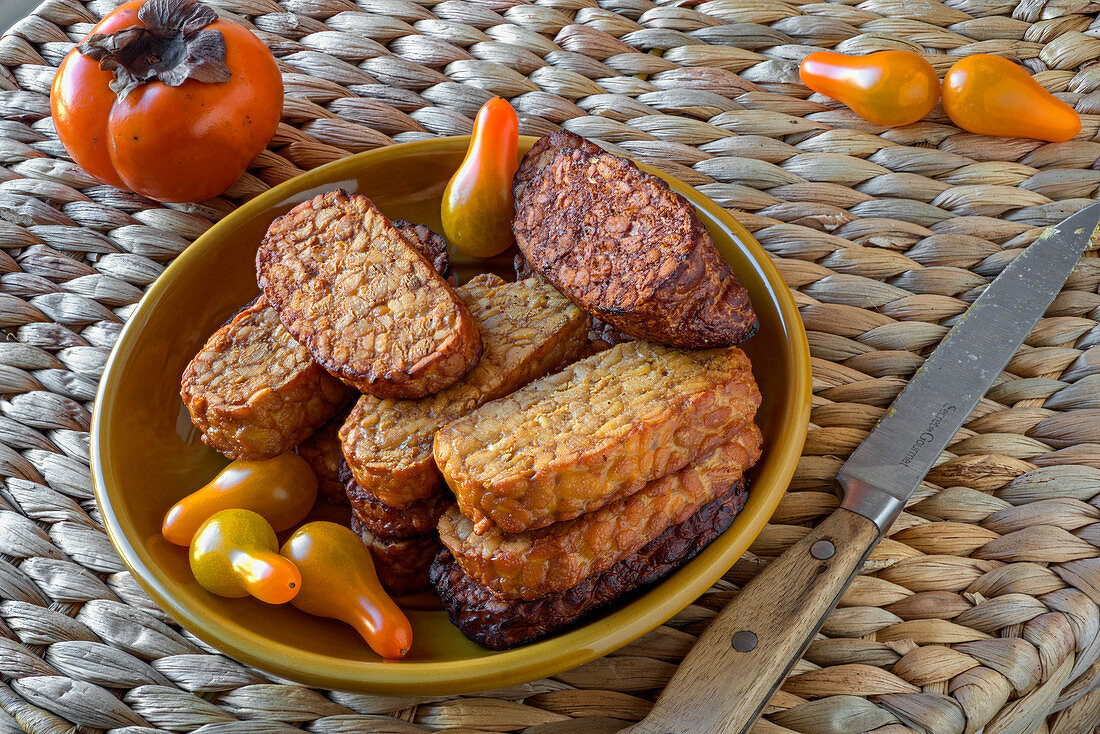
<box><xmin>441</xmin><ymin>97</ymin><xmax>519</xmax><ymax>258</ymax></box>
<box><xmin>162</xmin><ymin>453</ymin><xmax>318</xmax><ymax>546</ymax></box>
<box><xmin>281</xmin><ymin>522</ymin><xmax>412</xmax><ymax>659</ymax></box>
<box><xmin>189</xmin><ymin>509</ymin><xmax>301</xmax><ymax>605</ymax></box>
<box><xmin>50</xmin><ymin>0</ymin><xmax>283</xmax><ymax>202</ymax></box>
<box><xmin>942</xmin><ymin>55</ymin><xmax>1080</xmax><ymax>142</ymax></box>
<box><xmin>799</xmin><ymin>50</ymin><xmax>939</xmax><ymax>127</ymax></box>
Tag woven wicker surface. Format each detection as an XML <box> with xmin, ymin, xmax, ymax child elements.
<box><xmin>1</xmin><ymin>0</ymin><xmax>1100</xmax><ymax>731</ymax></box>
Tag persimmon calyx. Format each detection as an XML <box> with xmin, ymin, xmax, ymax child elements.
<box><xmin>78</xmin><ymin>0</ymin><xmax>231</xmax><ymax>101</ymax></box>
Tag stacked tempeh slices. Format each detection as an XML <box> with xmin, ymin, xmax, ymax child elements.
<box><xmin>431</xmin><ymin>341</ymin><xmax>762</xmax><ymax>648</ymax></box>
<box><xmin>339</xmin><ymin>273</ymin><xmax>590</xmax><ymax>592</ymax></box>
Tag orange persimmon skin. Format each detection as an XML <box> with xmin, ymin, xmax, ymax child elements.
<box><xmin>942</xmin><ymin>55</ymin><xmax>1080</xmax><ymax>143</ymax></box>
<box><xmin>281</xmin><ymin>522</ymin><xmax>412</xmax><ymax>659</ymax></box>
<box><xmin>189</xmin><ymin>509</ymin><xmax>301</xmax><ymax>605</ymax></box>
<box><xmin>50</xmin><ymin>0</ymin><xmax>142</xmax><ymax>190</ymax></box>
<box><xmin>799</xmin><ymin>50</ymin><xmax>940</xmax><ymax>127</ymax></box>
<box><xmin>50</xmin><ymin>0</ymin><xmax>283</xmax><ymax>202</ymax></box>
<box><xmin>162</xmin><ymin>453</ymin><xmax>318</xmax><ymax>547</ymax></box>
<box><xmin>441</xmin><ymin>97</ymin><xmax>519</xmax><ymax>258</ymax></box>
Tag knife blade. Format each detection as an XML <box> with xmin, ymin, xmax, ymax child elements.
<box><xmin>837</xmin><ymin>201</ymin><xmax>1100</xmax><ymax>533</ymax></box>
<box><xmin>624</xmin><ymin>202</ymin><xmax>1100</xmax><ymax>734</ymax></box>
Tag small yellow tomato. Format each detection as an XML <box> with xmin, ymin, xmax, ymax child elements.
<box><xmin>942</xmin><ymin>55</ymin><xmax>1080</xmax><ymax>142</ymax></box>
<box><xmin>441</xmin><ymin>97</ymin><xmax>519</xmax><ymax>258</ymax></box>
<box><xmin>190</xmin><ymin>509</ymin><xmax>301</xmax><ymax>605</ymax></box>
<box><xmin>281</xmin><ymin>522</ymin><xmax>412</xmax><ymax>658</ymax></box>
<box><xmin>799</xmin><ymin>50</ymin><xmax>940</xmax><ymax>127</ymax></box>
<box><xmin>162</xmin><ymin>453</ymin><xmax>317</xmax><ymax>546</ymax></box>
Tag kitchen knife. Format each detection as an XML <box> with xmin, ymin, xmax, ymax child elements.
<box><xmin>624</xmin><ymin>202</ymin><xmax>1100</xmax><ymax>734</ymax></box>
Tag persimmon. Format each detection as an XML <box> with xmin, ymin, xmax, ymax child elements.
<box><xmin>799</xmin><ymin>50</ymin><xmax>939</xmax><ymax>127</ymax></box>
<box><xmin>441</xmin><ymin>97</ymin><xmax>519</xmax><ymax>258</ymax></box>
<box><xmin>281</xmin><ymin>522</ymin><xmax>412</xmax><ymax>659</ymax></box>
<box><xmin>189</xmin><ymin>509</ymin><xmax>301</xmax><ymax>605</ymax></box>
<box><xmin>162</xmin><ymin>453</ymin><xmax>318</xmax><ymax>546</ymax></box>
<box><xmin>50</xmin><ymin>0</ymin><xmax>283</xmax><ymax>202</ymax></box>
<box><xmin>942</xmin><ymin>55</ymin><xmax>1080</xmax><ymax>142</ymax></box>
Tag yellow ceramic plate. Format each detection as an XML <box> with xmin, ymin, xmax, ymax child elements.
<box><xmin>92</xmin><ymin>136</ymin><xmax>811</xmax><ymax>695</ymax></box>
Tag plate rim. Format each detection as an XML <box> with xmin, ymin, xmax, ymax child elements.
<box><xmin>91</xmin><ymin>135</ymin><xmax>812</xmax><ymax>694</ymax></box>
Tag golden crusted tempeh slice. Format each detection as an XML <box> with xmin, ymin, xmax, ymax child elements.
<box><xmin>257</xmin><ymin>190</ymin><xmax>481</xmax><ymax>399</ymax></box>
<box><xmin>180</xmin><ymin>297</ymin><xmax>349</xmax><ymax>460</ymax></box>
<box><xmin>434</xmin><ymin>341</ymin><xmax>761</xmax><ymax>534</ymax></box>
<box><xmin>339</xmin><ymin>274</ymin><xmax>589</xmax><ymax>508</ymax></box>
<box><xmin>438</xmin><ymin>423</ymin><xmax>762</xmax><ymax>600</ymax></box>
<box><xmin>183</xmin><ymin>219</ymin><xmax>449</xmax><ymax>462</ymax></box>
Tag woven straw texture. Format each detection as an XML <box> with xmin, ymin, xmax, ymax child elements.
<box><xmin>2</xmin><ymin>0</ymin><xmax>1100</xmax><ymax>731</ymax></box>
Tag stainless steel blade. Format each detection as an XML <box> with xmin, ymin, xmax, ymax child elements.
<box><xmin>837</xmin><ymin>203</ymin><xmax>1100</xmax><ymax>531</ymax></box>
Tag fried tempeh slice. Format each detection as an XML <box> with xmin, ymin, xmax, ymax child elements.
<box><xmin>183</xmin><ymin>220</ymin><xmax>449</xmax><ymax>462</ymax></box>
<box><xmin>295</xmin><ymin>416</ymin><xmax>347</xmax><ymax>503</ymax></box>
<box><xmin>514</xmin><ymin>252</ymin><xmax>629</xmax><ymax>349</ymax></box>
<box><xmin>395</xmin><ymin>220</ymin><xmax>451</xmax><ymax>282</ymax></box>
<box><xmin>431</xmin><ymin>479</ymin><xmax>749</xmax><ymax>650</ymax></box>
<box><xmin>345</xmin><ymin>470</ymin><xmax>451</xmax><ymax>539</ymax></box>
<box><xmin>435</xmin><ymin>341</ymin><xmax>761</xmax><ymax>534</ymax></box>
<box><xmin>349</xmin><ymin>514</ymin><xmax>441</xmax><ymax>595</ymax></box>
<box><xmin>438</xmin><ymin>422</ymin><xmax>761</xmax><ymax>600</ymax></box>
<box><xmin>181</xmin><ymin>297</ymin><xmax>350</xmax><ymax>460</ymax></box>
<box><xmin>257</xmin><ymin>189</ymin><xmax>481</xmax><ymax>399</ymax></box>
<box><xmin>340</xmin><ymin>274</ymin><xmax>589</xmax><ymax>508</ymax></box>
<box><xmin>513</xmin><ymin>130</ymin><xmax>757</xmax><ymax>348</ymax></box>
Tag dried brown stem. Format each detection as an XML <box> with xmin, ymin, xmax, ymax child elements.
<box><xmin>78</xmin><ymin>0</ymin><xmax>231</xmax><ymax>101</ymax></box>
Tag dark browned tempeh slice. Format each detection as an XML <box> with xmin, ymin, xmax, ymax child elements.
<box><xmin>513</xmin><ymin>130</ymin><xmax>757</xmax><ymax>348</ymax></box>
<box><xmin>431</xmin><ymin>479</ymin><xmax>749</xmax><ymax>650</ymax></box>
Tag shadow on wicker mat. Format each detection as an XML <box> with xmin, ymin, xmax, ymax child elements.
<box><xmin>0</xmin><ymin>0</ymin><xmax>1099</xmax><ymax>731</ymax></box>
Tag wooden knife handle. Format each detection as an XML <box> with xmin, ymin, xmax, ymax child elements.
<box><xmin>622</xmin><ymin>508</ymin><xmax>881</xmax><ymax>734</ymax></box>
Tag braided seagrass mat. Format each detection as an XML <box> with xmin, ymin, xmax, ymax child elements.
<box><xmin>1</xmin><ymin>0</ymin><xmax>1100</xmax><ymax>731</ymax></box>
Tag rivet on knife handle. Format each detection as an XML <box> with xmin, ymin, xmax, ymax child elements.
<box><xmin>621</xmin><ymin>509</ymin><xmax>880</xmax><ymax>734</ymax></box>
